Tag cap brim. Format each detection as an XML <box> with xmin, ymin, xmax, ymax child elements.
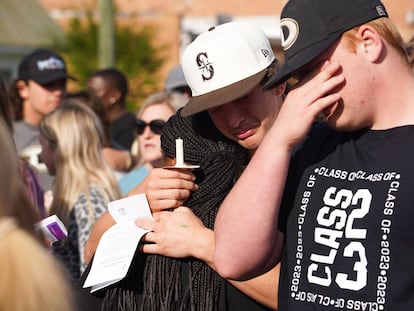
<box><xmin>181</xmin><ymin>69</ymin><xmax>267</xmax><ymax>117</ymax></box>
<box><xmin>264</xmin><ymin>33</ymin><xmax>341</xmax><ymax>90</ymax></box>
<box><xmin>33</xmin><ymin>72</ymin><xmax>77</xmax><ymax>85</ymax></box>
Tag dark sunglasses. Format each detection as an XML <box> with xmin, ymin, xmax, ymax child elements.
<box><xmin>135</xmin><ymin>119</ymin><xmax>166</xmax><ymax>135</ymax></box>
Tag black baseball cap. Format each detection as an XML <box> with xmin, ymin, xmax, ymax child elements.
<box><xmin>18</xmin><ymin>49</ymin><xmax>76</xmax><ymax>84</ymax></box>
<box><xmin>264</xmin><ymin>0</ymin><xmax>388</xmax><ymax>89</ymax></box>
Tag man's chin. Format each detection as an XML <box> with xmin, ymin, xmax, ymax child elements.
<box><xmin>238</xmin><ymin>138</ymin><xmax>259</xmax><ymax>151</ymax></box>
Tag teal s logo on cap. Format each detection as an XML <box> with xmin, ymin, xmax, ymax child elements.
<box><xmin>280</xmin><ymin>18</ymin><xmax>300</xmax><ymax>51</ymax></box>
<box><xmin>196</xmin><ymin>52</ymin><xmax>214</xmax><ymax>81</ymax></box>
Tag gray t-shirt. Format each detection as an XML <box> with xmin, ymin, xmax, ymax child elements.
<box><xmin>13</xmin><ymin>120</ymin><xmax>54</xmax><ymax>191</ymax></box>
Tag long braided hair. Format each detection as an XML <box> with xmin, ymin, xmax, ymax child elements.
<box><xmin>102</xmin><ymin>109</ymin><xmax>249</xmax><ymax>310</ymax></box>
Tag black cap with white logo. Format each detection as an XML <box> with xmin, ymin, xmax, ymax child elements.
<box><xmin>264</xmin><ymin>0</ymin><xmax>388</xmax><ymax>89</ymax></box>
<box><xmin>18</xmin><ymin>49</ymin><xmax>76</xmax><ymax>84</ymax></box>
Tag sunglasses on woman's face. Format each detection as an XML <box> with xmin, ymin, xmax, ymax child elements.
<box><xmin>135</xmin><ymin>119</ymin><xmax>166</xmax><ymax>135</ymax></box>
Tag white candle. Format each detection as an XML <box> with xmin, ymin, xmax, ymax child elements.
<box><xmin>175</xmin><ymin>138</ymin><xmax>184</xmax><ymax>166</ymax></box>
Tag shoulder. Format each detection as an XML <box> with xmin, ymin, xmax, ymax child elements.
<box><xmin>118</xmin><ymin>165</ymin><xmax>148</xmax><ymax>194</ymax></box>
<box><xmin>13</xmin><ymin>120</ymin><xmax>37</xmax><ymax>131</ymax></box>
<box><xmin>120</xmin><ymin>165</ymin><xmax>148</xmax><ymax>180</ymax></box>
<box><xmin>114</xmin><ymin>112</ymin><xmax>136</xmax><ymax>125</ymax></box>
<box><xmin>294</xmin><ymin>122</ymin><xmax>337</xmax><ymax>153</ymax></box>
<box><xmin>308</xmin><ymin>121</ymin><xmax>336</xmax><ymax>137</ymax></box>
<box><xmin>119</xmin><ymin>165</ymin><xmax>148</xmax><ymax>185</ymax></box>
<box><xmin>13</xmin><ymin>121</ymin><xmax>38</xmax><ymax>138</ymax></box>
<box><xmin>73</xmin><ymin>186</ymin><xmax>107</xmax><ymax>220</ymax></box>
<box><xmin>13</xmin><ymin>120</ymin><xmax>25</xmax><ymax>130</ymax></box>
<box><xmin>13</xmin><ymin>122</ymin><xmax>41</xmax><ymax>155</ymax></box>
<box><xmin>73</xmin><ymin>185</ymin><xmax>107</xmax><ymax>209</ymax></box>
<box><xmin>291</xmin><ymin>122</ymin><xmax>345</xmax><ymax>169</ymax></box>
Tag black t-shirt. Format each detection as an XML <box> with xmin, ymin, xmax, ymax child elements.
<box><xmin>111</xmin><ymin>112</ymin><xmax>136</xmax><ymax>150</ymax></box>
<box><xmin>278</xmin><ymin>123</ymin><xmax>414</xmax><ymax>310</ymax></box>
<box><xmin>218</xmin><ymin>280</ymin><xmax>274</xmax><ymax>311</ymax></box>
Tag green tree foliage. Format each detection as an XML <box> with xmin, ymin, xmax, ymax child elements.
<box><xmin>55</xmin><ymin>13</ymin><xmax>165</xmax><ymax>111</ymax></box>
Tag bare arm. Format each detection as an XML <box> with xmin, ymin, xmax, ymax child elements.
<box><xmin>84</xmin><ymin>211</ymin><xmax>115</xmax><ymax>264</ymax></box>
<box><xmin>214</xmin><ymin>62</ymin><xmax>345</xmax><ymax>279</ymax></box>
<box><xmin>84</xmin><ymin>167</ymin><xmax>197</xmax><ymax>263</ymax></box>
<box><xmin>136</xmin><ymin>207</ymin><xmax>281</xmax><ymax>309</ymax></box>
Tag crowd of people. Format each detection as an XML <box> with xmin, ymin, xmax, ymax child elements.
<box><xmin>1</xmin><ymin>0</ymin><xmax>414</xmax><ymax>310</ymax></box>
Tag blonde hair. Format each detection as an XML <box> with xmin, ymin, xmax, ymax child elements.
<box><xmin>39</xmin><ymin>100</ymin><xmax>121</xmax><ymax>226</ymax></box>
<box><xmin>0</xmin><ymin>219</ymin><xmax>73</xmax><ymax>311</ymax></box>
<box><xmin>137</xmin><ymin>91</ymin><xmax>185</xmax><ymax>117</ymax></box>
<box><xmin>342</xmin><ymin>17</ymin><xmax>408</xmax><ymax>65</ymax></box>
<box><xmin>0</xmin><ymin>120</ymin><xmax>72</xmax><ymax>311</ymax></box>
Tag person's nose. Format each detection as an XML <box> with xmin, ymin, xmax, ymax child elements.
<box><xmin>142</xmin><ymin>126</ymin><xmax>154</xmax><ymax>138</ymax></box>
<box><xmin>54</xmin><ymin>87</ymin><xmax>66</xmax><ymax>96</ymax></box>
<box><xmin>221</xmin><ymin>102</ymin><xmax>246</xmax><ymax>128</ymax></box>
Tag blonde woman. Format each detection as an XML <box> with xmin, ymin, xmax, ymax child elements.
<box><xmin>0</xmin><ymin>119</ymin><xmax>72</xmax><ymax>311</ymax></box>
<box><xmin>39</xmin><ymin>100</ymin><xmax>121</xmax><ymax>282</ymax></box>
<box><xmin>118</xmin><ymin>91</ymin><xmax>186</xmax><ymax>195</ymax></box>
<box><xmin>83</xmin><ymin>91</ymin><xmax>185</xmax><ymax>263</ymax></box>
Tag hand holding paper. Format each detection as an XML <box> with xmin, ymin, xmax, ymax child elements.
<box><xmin>83</xmin><ymin>194</ymin><xmax>152</xmax><ymax>292</ymax></box>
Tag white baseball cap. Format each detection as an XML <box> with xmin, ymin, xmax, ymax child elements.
<box><xmin>180</xmin><ymin>22</ymin><xmax>275</xmax><ymax>117</ymax></box>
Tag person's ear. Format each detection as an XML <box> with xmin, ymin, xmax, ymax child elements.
<box><xmin>274</xmin><ymin>82</ymin><xmax>287</xmax><ymax>96</ymax></box>
<box><xmin>16</xmin><ymin>80</ymin><xmax>29</xmax><ymax>99</ymax></box>
<box><xmin>109</xmin><ymin>88</ymin><xmax>122</xmax><ymax>104</ymax></box>
<box><xmin>357</xmin><ymin>24</ymin><xmax>383</xmax><ymax>63</ymax></box>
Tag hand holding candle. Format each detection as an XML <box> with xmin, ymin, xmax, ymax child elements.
<box><xmin>163</xmin><ymin>137</ymin><xmax>200</xmax><ymax>169</ymax></box>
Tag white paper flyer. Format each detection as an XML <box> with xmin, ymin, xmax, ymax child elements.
<box><xmin>83</xmin><ymin>193</ymin><xmax>152</xmax><ymax>292</ymax></box>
